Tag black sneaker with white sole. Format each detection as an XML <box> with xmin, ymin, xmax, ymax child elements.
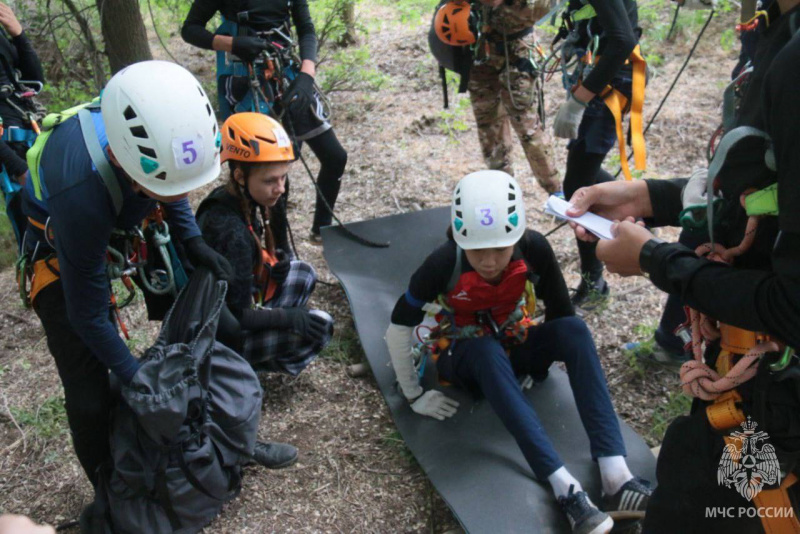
<box><xmin>602</xmin><ymin>477</ymin><xmax>653</xmax><ymax>520</ymax></box>
<box><xmin>558</xmin><ymin>485</ymin><xmax>614</xmax><ymax>534</ymax></box>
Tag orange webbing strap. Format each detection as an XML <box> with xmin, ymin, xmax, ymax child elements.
<box><xmin>601</xmin><ymin>45</ymin><xmax>647</xmax><ymax>181</ymax></box>
<box><xmin>603</xmin><ymin>89</ymin><xmax>633</xmax><ymax>180</ymax></box>
<box><xmin>720</xmin><ymin>322</ymin><xmax>772</xmax><ymax>355</ymax></box>
<box><xmin>30</xmin><ymin>257</ymin><xmax>60</xmax><ymax>304</ymax></box>
<box><xmin>706</xmin><ymin>389</ymin><xmax>746</xmax><ymax>432</ymax></box>
<box><xmin>752</xmin><ymin>473</ymin><xmax>800</xmax><ymax>534</ymax></box>
<box><xmin>629</xmin><ymin>45</ymin><xmax>647</xmax><ymax>176</ymax></box>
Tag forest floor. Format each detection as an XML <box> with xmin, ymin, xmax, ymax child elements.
<box><xmin>0</xmin><ymin>2</ymin><xmax>740</xmax><ymax>532</ymax></box>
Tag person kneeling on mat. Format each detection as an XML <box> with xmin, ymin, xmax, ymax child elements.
<box><xmin>196</xmin><ymin>113</ymin><xmax>333</xmax><ymax>467</ymax></box>
<box><xmin>385</xmin><ymin>171</ymin><xmax>651</xmax><ymax>534</ymax></box>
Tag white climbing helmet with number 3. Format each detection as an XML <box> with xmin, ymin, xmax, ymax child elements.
<box><xmin>451</xmin><ymin>170</ymin><xmax>526</xmax><ymax>250</ymax></box>
<box><xmin>101</xmin><ymin>60</ymin><xmax>221</xmax><ymax>196</ymax></box>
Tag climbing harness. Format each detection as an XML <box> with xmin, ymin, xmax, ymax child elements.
<box><xmin>554</xmin><ymin>1</ymin><xmax>647</xmax><ymax>181</ymax></box>
<box><xmin>17</xmin><ymin>100</ymin><xmax>186</xmax><ymax>337</ymax></box>
<box><xmin>412</xmin><ymin>252</ymin><xmax>538</xmax><ymax>383</ymax></box>
<box><xmin>219</xmin><ymin>17</ymin><xmax>385</xmax><ymax>250</ymax></box>
<box><xmin>0</xmin><ymin>78</ymin><xmax>44</xmax><ymax>250</ymax></box>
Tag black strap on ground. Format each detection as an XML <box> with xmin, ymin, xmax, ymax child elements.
<box><xmin>283</xmin><ymin>115</ymin><xmax>390</xmax><ymax>249</ymax></box>
<box><xmin>614</xmin><ymin>9</ymin><xmax>715</xmax><ymax>179</ymax></box>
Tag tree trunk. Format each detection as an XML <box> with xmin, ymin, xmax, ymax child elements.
<box><xmin>62</xmin><ymin>0</ymin><xmax>106</xmax><ymax>91</ymax></box>
<box><xmin>96</xmin><ymin>0</ymin><xmax>152</xmax><ymax>74</ymax></box>
<box><xmin>338</xmin><ymin>0</ymin><xmax>358</xmax><ymax>46</ymax></box>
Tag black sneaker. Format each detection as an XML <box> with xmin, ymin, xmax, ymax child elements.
<box><xmin>602</xmin><ymin>477</ymin><xmax>653</xmax><ymax>520</ymax></box>
<box><xmin>248</xmin><ymin>441</ymin><xmax>298</xmax><ymax>469</ymax></box>
<box><xmin>571</xmin><ymin>277</ymin><xmax>610</xmax><ymax>313</ymax></box>
<box><xmin>558</xmin><ymin>485</ymin><xmax>614</xmax><ymax>534</ymax></box>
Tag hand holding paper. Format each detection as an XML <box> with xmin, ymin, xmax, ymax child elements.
<box><xmin>543</xmin><ymin>195</ymin><xmax>615</xmax><ymax>240</ymax></box>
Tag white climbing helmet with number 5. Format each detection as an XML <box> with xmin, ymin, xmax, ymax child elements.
<box><xmin>451</xmin><ymin>170</ymin><xmax>526</xmax><ymax>250</ymax></box>
<box><xmin>101</xmin><ymin>60</ymin><xmax>221</xmax><ymax>196</ymax></box>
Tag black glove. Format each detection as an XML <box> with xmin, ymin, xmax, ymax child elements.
<box><xmin>282</xmin><ymin>72</ymin><xmax>315</xmax><ymax>113</ymax></box>
<box><xmin>185</xmin><ymin>236</ymin><xmax>234</xmax><ymax>282</ymax></box>
<box><xmin>232</xmin><ymin>35</ymin><xmax>267</xmax><ymax>63</ymax></box>
<box><xmin>277</xmin><ymin>307</ymin><xmax>328</xmax><ymax>344</ymax></box>
<box><xmin>267</xmin><ymin>259</ymin><xmax>291</xmax><ymax>286</ymax></box>
<box><xmin>239</xmin><ymin>307</ymin><xmax>327</xmax><ymax>343</ymax></box>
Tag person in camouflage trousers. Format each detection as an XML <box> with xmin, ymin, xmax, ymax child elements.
<box><xmin>468</xmin><ymin>0</ymin><xmax>560</xmax><ymax>194</ymax></box>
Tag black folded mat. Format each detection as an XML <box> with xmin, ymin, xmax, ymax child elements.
<box><xmin>322</xmin><ymin>208</ymin><xmax>657</xmax><ymax>533</ymax></box>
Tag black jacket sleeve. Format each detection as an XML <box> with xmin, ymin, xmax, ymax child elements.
<box><xmin>290</xmin><ymin>0</ymin><xmax>317</xmax><ymax>62</ymax></box>
<box><xmin>391</xmin><ymin>242</ymin><xmax>456</xmax><ymax>327</ymax></box>
<box><xmin>581</xmin><ymin>0</ymin><xmax>637</xmax><ymax>94</ymax></box>
<box><xmin>644</xmin><ymin>34</ymin><xmax>800</xmax><ymax>348</ymax></box>
<box><xmin>199</xmin><ymin>205</ymin><xmax>256</xmax><ymax>312</ymax></box>
<box><xmin>12</xmin><ymin>32</ymin><xmax>43</xmax><ymax>83</ymax></box>
<box><xmin>181</xmin><ymin>0</ymin><xmax>221</xmax><ymax>50</ymax></box>
<box><xmin>644</xmin><ymin>178</ymin><xmax>686</xmax><ymax>228</ymax></box>
<box><xmin>521</xmin><ymin>231</ymin><xmax>575</xmax><ymax>321</ymax></box>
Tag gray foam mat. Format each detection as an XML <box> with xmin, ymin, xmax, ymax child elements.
<box><xmin>322</xmin><ymin>208</ymin><xmax>656</xmax><ymax>533</ymax></box>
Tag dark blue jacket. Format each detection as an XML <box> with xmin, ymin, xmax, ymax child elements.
<box><xmin>21</xmin><ymin>110</ymin><xmax>202</xmax><ymax>383</ymax></box>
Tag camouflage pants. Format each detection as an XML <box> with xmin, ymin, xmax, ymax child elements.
<box><xmin>468</xmin><ymin>34</ymin><xmax>560</xmax><ymax>194</ymax></box>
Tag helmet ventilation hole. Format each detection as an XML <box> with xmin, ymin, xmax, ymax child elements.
<box><xmin>508</xmin><ymin>206</ymin><xmax>516</xmax><ymax>214</ymax></box>
<box><xmin>206</xmin><ymin>103</ymin><xmax>212</xmax><ymax>116</ymax></box>
<box><xmin>505</xmin><ymin>225</ymin><xmax>513</xmax><ymax>233</ymax></box>
<box><xmin>138</xmin><ymin>146</ymin><xmax>156</xmax><ymax>158</ymax></box>
<box><xmin>455</xmin><ymin>210</ymin><xmax>462</xmax><ymax>218</ymax></box>
<box><xmin>123</xmin><ymin>106</ymin><xmax>137</xmax><ymax>121</ymax></box>
<box><xmin>154</xmin><ymin>172</ymin><xmax>167</xmax><ymax>181</ymax></box>
<box><xmin>130</xmin><ymin>126</ymin><xmax>148</xmax><ymax>139</ymax></box>
<box><xmin>228</xmin><ymin>127</ymin><xmax>236</xmax><ymax>141</ymax></box>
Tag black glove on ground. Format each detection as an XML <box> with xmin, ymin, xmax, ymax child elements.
<box><xmin>232</xmin><ymin>36</ymin><xmax>267</xmax><ymax>63</ymax></box>
<box><xmin>185</xmin><ymin>236</ymin><xmax>234</xmax><ymax>282</ymax></box>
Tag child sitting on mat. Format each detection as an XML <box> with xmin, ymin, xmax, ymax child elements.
<box><xmin>385</xmin><ymin>171</ymin><xmax>651</xmax><ymax>534</ymax></box>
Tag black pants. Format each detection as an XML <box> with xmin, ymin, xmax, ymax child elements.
<box><xmin>563</xmin><ymin>141</ymin><xmax>615</xmax><ymax>280</ymax></box>
<box><xmin>33</xmin><ymin>280</ymin><xmax>111</xmax><ymax>486</ymax></box>
<box><xmin>269</xmin><ymin>128</ymin><xmax>348</xmax><ymax>249</ymax></box>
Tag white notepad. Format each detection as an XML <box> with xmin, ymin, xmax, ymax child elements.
<box><xmin>543</xmin><ymin>195</ymin><xmax>615</xmax><ymax>240</ymax></box>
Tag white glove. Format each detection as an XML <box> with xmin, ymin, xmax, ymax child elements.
<box><xmin>553</xmin><ymin>93</ymin><xmax>587</xmax><ymax>140</ymax></box>
<box><xmin>411</xmin><ymin>390</ymin><xmax>460</xmax><ymax>420</ymax></box>
<box><xmin>675</xmin><ymin>0</ymin><xmax>717</xmax><ymax>10</ymax></box>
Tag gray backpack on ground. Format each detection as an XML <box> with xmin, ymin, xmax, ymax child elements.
<box><xmin>84</xmin><ymin>268</ymin><xmax>263</xmax><ymax>533</ymax></box>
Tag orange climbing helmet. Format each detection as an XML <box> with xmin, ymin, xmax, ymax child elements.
<box><xmin>220</xmin><ymin>112</ymin><xmax>294</xmax><ymax>164</ymax></box>
<box><xmin>434</xmin><ymin>1</ymin><xmax>476</xmax><ymax>46</ymax></box>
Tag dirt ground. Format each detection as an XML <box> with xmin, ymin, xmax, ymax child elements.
<box><xmin>0</xmin><ymin>3</ymin><xmax>740</xmax><ymax>532</ymax></box>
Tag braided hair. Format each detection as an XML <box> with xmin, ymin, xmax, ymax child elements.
<box><xmin>226</xmin><ymin>160</ymin><xmax>277</xmax><ymax>275</ymax></box>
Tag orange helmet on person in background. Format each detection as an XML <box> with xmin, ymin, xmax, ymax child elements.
<box><xmin>220</xmin><ymin>112</ymin><xmax>294</xmax><ymax>164</ymax></box>
<box><xmin>434</xmin><ymin>1</ymin><xmax>476</xmax><ymax>46</ymax></box>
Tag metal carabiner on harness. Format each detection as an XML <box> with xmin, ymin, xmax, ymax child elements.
<box><xmin>476</xmin><ymin>309</ymin><xmax>502</xmax><ymax>340</ymax></box>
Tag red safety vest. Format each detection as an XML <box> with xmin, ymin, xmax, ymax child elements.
<box><xmin>444</xmin><ymin>259</ymin><xmax>530</xmax><ymax>328</ymax></box>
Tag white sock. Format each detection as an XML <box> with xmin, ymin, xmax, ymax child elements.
<box><xmin>548</xmin><ymin>466</ymin><xmax>583</xmax><ymax>499</ymax></box>
<box><xmin>598</xmin><ymin>455</ymin><xmax>634</xmax><ymax>496</ymax></box>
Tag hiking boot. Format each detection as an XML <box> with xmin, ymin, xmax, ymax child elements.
<box><xmin>309</xmin><ymin>230</ymin><xmax>323</xmax><ymax>246</ymax></box>
<box><xmin>624</xmin><ymin>340</ymin><xmax>690</xmax><ymax>369</ymax></box>
<box><xmin>602</xmin><ymin>477</ymin><xmax>653</xmax><ymax>520</ymax></box>
<box><xmin>571</xmin><ymin>277</ymin><xmax>610</xmax><ymax>313</ymax></box>
<box><xmin>558</xmin><ymin>485</ymin><xmax>614</xmax><ymax>534</ymax></box>
<box><xmin>250</xmin><ymin>441</ymin><xmax>298</xmax><ymax>469</ymax></box>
